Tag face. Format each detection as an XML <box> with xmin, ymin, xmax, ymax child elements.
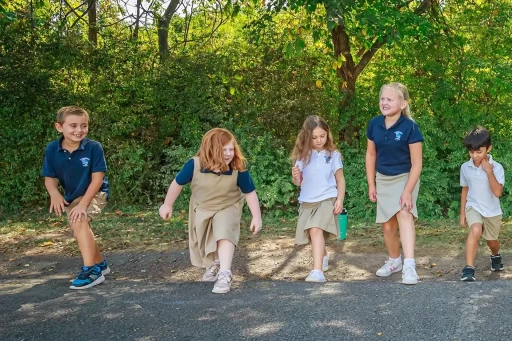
<box><xmin>469</xmin><ymin>146</ymin><xmax>491</xmax><ymax>167</ymax></box>
<box><xmin>380</xmin><ymin>87</ymin><xmax>406</xmax><ymax>117</ymax></box>
<box><xmin>56</xmin><ymin>114</ymin><xmax>89</xmax><ymax>144</ymax></box>
<box><xmin>311</xmin><ymin>127</ymin><xmax>328</xmax><ymax>151</ymax></box>
<box><xmin>223</xmin><ymin>142</ymin><xmax>235</xmax><ymax>165</ymax></box>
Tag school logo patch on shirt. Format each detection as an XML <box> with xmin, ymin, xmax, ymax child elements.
<box><xmin>394</xmin><ymin>131</ymin><xmax>403</xmax><ymax>141</ymax></box>
<box><xmin>324</xmin><ymin>156</ymin><xmax>332</xmax><ymax>164</ymax></box>
<box><xmin>80</xmin><ymin>157</ymin><xmax>90</xmax><ymax>167</ymax></box>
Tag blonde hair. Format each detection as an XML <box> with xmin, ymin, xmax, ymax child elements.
<box><xmin>196</xmin><ymin>128</ymin><xmax>247</xmax><ymax>172</ymax></box>
<box><xmin>291</xmin><ymin>115</ymin><xmax>337</xmax><ymax>165</ymax></box>
<box><xmin>380</xmin><ymin>82</ymin><xmax>412</xmax><ymax>120</ymax></box>
<box><xmin>56</xmin><ymin>106</ymin><xmax>89</xmax><ymax>124</ymax></box>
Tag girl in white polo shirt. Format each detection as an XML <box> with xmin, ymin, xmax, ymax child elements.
<box><xmin>291</xmin><ymin>115</ymin><xmax>346</xmax><ymax>282</ymax></box>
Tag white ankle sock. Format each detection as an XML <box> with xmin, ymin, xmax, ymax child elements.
<box><xmin>389</xmin><ymin>256</ymin><xmax>402</xmax><ymax>262</ymax></box>
<box><xmin>404</xmin><ymin>258</ymin><xmax>415</xmax><ymax>268</ymax></box>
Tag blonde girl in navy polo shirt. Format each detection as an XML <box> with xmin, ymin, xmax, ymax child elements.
<box><xmin>159</xmin><ymin>128</ymin><xmax>262</xmax><ymax>294</ymax></box>
<box><xmin>366</xmin><ymin>83</ymin><xmax>424</xmax><ymax>285</ymax></box>
<box><xmin>292</xmin><ymin>116</ymin><xmax>346</xmax><ymax>282</ymax></box>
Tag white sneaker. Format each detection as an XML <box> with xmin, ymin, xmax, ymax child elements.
<box><xmin>322</xmin><ymin>255</ymin><xmax>329</xmax><ymax>272</ymax></box>
<box><xmin>202</xmin><ymin>263</ymin><xmax>220</xmax><ymax>282</ymax></box>
<box><xmin>376</xmin><ymin>258</ymin><xmax>402</xmax><ymax>277</ymax></box>
<box><xmin>305</xmin><ymin>270</ymin><xmax>326</xmax><ymax>282</ymax></box>
<box><xmin>212</xmin><ymin>270</ymin><xmax>232</xmax><ymax>294</ymax></box>
<box><xmin>402</xmin><ymin>266</ymin><xmax>419</xmax><ymax>285</ymax></box>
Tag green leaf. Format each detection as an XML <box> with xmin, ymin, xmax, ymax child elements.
<box><xmin>229</xmin><ymin>87</ymin><xmax>235</xmax><ymax>95</ymax></box>
<box><xmin>295</xmin><ymin>39</ymin><xmax>305</xmax><ymax>52</ymax></box>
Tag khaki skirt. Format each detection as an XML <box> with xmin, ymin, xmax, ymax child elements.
<box><xmin>296</xmin><ymin>198</ymin><xmax>339</xmax><ymax>245</ymax></box>
<box><xmin>188</xmin><ymin>198</ymin><xmax>244</xmax><ymax>268</ymax></box>
<box><xmin>376</xmin><ymin>172</ymin><xmax>419</xmax><ymax>223</ymax></box>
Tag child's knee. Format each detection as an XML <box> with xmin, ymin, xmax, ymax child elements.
<box><xmin>396</xmin><ymin>210</ymin><xmax>413</xmax><ymax>222</ymax></box>
<box><xmin>70</xmin><ymin>220</ymin><xmax>91</xmax><ymax>232</ymax></box>
<box><xmin>309</xmin><ymin>227</ymin><xmax>323</xmax><ymax>237</ymax></box>
<box><xmin>468</xmin><ymin>223</ymin><xmax>483</xmax><ymax>237</ymax></box>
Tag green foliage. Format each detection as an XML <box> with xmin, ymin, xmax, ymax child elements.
<box><xmin>1</xmin><ymin>0</ymin><xmax>511</xmax><ymax>223</ymax></box>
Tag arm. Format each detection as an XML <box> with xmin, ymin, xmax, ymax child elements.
<box><xmin>44</xmin><ymin>177</ymin><xmax>68</xmax><ymax>216</ymax></box>
<box><xmin>245</xmin><ymin>190</ymin><xmax>262</xmax><ymax>235</ymax></box>
<box><xmin>292</xmin><ymin>165</ymin><xmax>302</xmax><ymax>186</ymax></box>
<box><xmin>487</xmin><ymin>174</ymin><xmax>504</xmax><ymax>197</ymax></box>
<box><xmin>159</xmin><ymin>179</ymin><xmax>184</xmax><ymax>220</ymax></box>
<box><xmin>460</xmin><ymin>186</ymin><xmax>468</xmax><ymax>228</ymax></box>
<box><xmin>365</xmin><ymin>139</ymin><xmax>377</xmax><ymax>202</ymax></box>
<box><xmin>68</xmin><ymin>172</ymin><xmax>105</xmax><ymax>222</ymax></box>
<box><xmin>481</xmin><ymin>159</ymin><xmax>504</xmax><ymax>197</ymax></box>
<box><xmin>400</xmin><ymin>142</ymin><xmax>423</xmax><ymax>210</ymax></box>
<box><xmin>334</xmin><ymin>168</ymin><xmax>345</xmax><ymax>214</ymax></box>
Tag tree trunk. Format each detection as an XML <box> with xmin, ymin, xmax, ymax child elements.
<box><xmin>88</xmin><ymin>0</ymin><xmax>97</xmax><ymax>46</ymax></box>
<box><xmin>157</xmin><ymin>0</ymin><xmax>181</xmax><ymax>61</ymax></box>
<box><xmin>133</xmin><ymin>0</ymin><xmax>141</xmax><ymax>40</ymax></box>
<box><xmin>329</xmin><ymin>0</ymin><xmax>433</xmax><ymax>144</ymax></box>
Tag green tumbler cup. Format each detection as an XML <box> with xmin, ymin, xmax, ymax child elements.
<box><xmin>338</xmin><ymin>209</ymin><xmax>348</xmax><ymax>240</ymax></box>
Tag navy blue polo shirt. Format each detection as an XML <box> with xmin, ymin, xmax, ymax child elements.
<box><xmin>366</xmin><ymin>115</ymin><xmax>424</xmax><ymax>176</ymax></box>
<box><xmin>42</xmin><ymin>137</ymin><xmax>110</xmax><ymax>203</ymax></box>
<box><xmin>175</xmin><ymin>159</ymin><xmax>256</xmax><ymax>193</ymax></box>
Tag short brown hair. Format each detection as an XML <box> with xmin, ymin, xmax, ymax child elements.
<box><xmin>56</xmin><ymin>106</ymin><xmax>89</xmax><ymax>124</ymax></box>
<box><xmin>196</xmin><ymin>128</ymin><xmax>247</xmax><ymax>172</ymax></box>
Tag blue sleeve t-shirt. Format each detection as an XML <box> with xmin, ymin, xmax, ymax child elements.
<box><xmin>366</xmin><ymin>115</ymin><xmax>424</xmax><ymax>176</ymax></box>
<box><xmin>175</xmin><ymin>158</ymin><xmax>256</xmax><ymax>193</ymax></box>
<box><xmin>42</xmin><ymin>137</ymin><xmax>110</xmax><ymax>203</ymax></box>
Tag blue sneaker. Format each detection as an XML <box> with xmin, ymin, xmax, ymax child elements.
<box><xmin>70</xmin><ymin>266</ymin><xmax>105</xmax><ymax>290</ymax></box>
<box><xmin>96</xmin><ymin>260</ymin><xmax>111</xmax><ymax>275</ymax></box>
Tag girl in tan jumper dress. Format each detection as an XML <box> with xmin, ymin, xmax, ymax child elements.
<box><xmin>159</xmin><ymin>128</ymin><xmax>262</xmax><ymax>294</ymax></box>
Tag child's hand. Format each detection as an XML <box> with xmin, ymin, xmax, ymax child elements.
<box><xmin>68</xmin><ymin>204</ymin><xmax>87</xmax><ymax>223</ymax></box>
<box><xmin>159</xmin><ymin>204</ymin><xmax>173</xmax><ymax>220</ymax></box>
<box><xmin>481</xmin><ymin>158</ymin><xmax>494</xmax><ymax>174</ymax></box>
<box><xmin>333</xmin><ymin>198</ymin><xmax>343</xmax><ymax>214</ymax></box>
<box><xmin>249</xmin><ymin>216</ymin><xmax>262</xmax><ymax>235</ymax></box>
<box><xmin>49</xmin><ymin>193</ymin><xmax>69</xmax><ymax>216</ymax></box>
<box><xmin>292</xmin><ymin>165</ymin><xmax>301</xmax><ymax>182</ymax></box>
<box><xmin>399</xmin><ymin>191</ymin><xmax>413</xmax><ymax>212</ymax></box>
<box><xmin>460</xmin><ymin>213</ymin><xmax>466</xmax><ymax>228</ymax></box>
<box><xmin>368</xmin><ymin>185</ymin><xmax>377</xmax><ymax>202</ymax></box>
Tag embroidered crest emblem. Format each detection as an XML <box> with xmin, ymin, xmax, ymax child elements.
<box><xmin>324</xmin><ymin>156</ymin><xmax>332</xmax><ymax>164</ymax></box>
<box><xmin>80</xmin><ymin>157</ymin><xmax>90</xmax><ymax>167</ymax></box>
<box><xmin>394</xmin><ymin>131</ymin><xmax>403</xmax><ymax>141</ymax></box>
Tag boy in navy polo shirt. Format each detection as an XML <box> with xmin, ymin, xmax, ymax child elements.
<box><xmin>42</xmin><ymin>106</ymin><xmax>110</xmax><ymax>289</ymax></box>
<box><xmin>460</xmin><ymin>126</ymin><xmax>505</xmax><ymax>281</ymax></box>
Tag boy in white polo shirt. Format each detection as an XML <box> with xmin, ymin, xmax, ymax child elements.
<box><xmin>460</xmin><ymin>126</ymin><xmax>505</xmax><ymax>281</ymax></box>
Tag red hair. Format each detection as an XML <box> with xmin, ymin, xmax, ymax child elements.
<box><xmin>197</xmin><ymin>128</ymin><xmax>247</xmax><ymax>172</ymax></box>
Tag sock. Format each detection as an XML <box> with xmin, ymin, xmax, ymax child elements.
<box><xmin>219</xmin><ymin>269</ymin><xmax>232</xmax><ymax>275</ymax></box>
<box><xmin>214</xmin><ymin>259</ymin><xmax>220</xmax><ymax>265</ymax></box>
<box><xmin>404</xmin><ymin>258</ymin><xmax>415</xmax><ymax>268</ymax></box>
<box><xmin>389</xmin><ymin>255</ymin><xmax>402</xmax><ymax>263</ymax></box>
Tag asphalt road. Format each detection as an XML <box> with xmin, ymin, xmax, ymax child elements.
<box><xmin>2</xmin><ymin>277</ymin><xmax>511</xmax><ymax>341</ymax></box>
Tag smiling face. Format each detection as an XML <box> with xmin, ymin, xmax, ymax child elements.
<box><xmin>380</xmin><ymin>87</ymin><xmax>407</xmax><ymax>117</ymax></box>
<box><xmin>469</xmin><ymin>146</ymin><xmax>492</xmax><ymax>167</ymax></box>
<box><xmin>223</xmin><ymin>141</ymin><xmax>235</xmax><ymax>165</ymax></box>
<box><xmin>311</xmin><ymin>127</ymin><xmax>327</xmax><ymax>151</ymax></box>
<box><xmin>56</xmin><ymin>114</ymin><xmax>89</xmax><ymax>145</ymax></box>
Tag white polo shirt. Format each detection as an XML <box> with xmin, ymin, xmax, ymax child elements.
<box><xmin>460</xmin><ymin>155</ymin><xmax>505</xmax><ymax>217</ymax></box>
<box><xmin>296</xmin><ymin>150</ymin><xmax>343</xmax><ymax>203</ymax></box>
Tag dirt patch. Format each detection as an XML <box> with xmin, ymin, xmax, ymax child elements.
<box><xmin>1</xmin><ymin>235</ymin><xmax>511</xmax><ymax>288</ymax></box>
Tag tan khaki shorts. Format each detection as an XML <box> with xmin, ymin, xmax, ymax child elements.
<box><xmin>65</xmin><ymin>192</ymin><xmax>108</xmax><ymax>224</ymax></box>
<box><xmin>465</xmin><ymin>206</ymin><xmax>502</xmax><ymax>240</ymax></box>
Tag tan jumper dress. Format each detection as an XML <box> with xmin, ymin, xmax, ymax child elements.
<box><xmin>188</xmin><ymin>157</ymin><xmax>245</xmax><ymax>267</ymax></box>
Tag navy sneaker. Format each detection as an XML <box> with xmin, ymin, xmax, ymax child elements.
<box><xmin>70</xmin><ymin>266</ymin><xmax>105</xmax><ymax>290</ymax></box>
<box><xmin>461</xmin><ymin>266</ymin><xmax>475</xmax><ymax>281</ymax></box>
<box><xmin>96</xmin><ymin>260</ymin><xmax>111</xmax><ymax>275</ymax></box>
<box><xmin>491</xmin><ymin>254</ymin><xmax>504</xmax><ymax>271</ymax></box>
